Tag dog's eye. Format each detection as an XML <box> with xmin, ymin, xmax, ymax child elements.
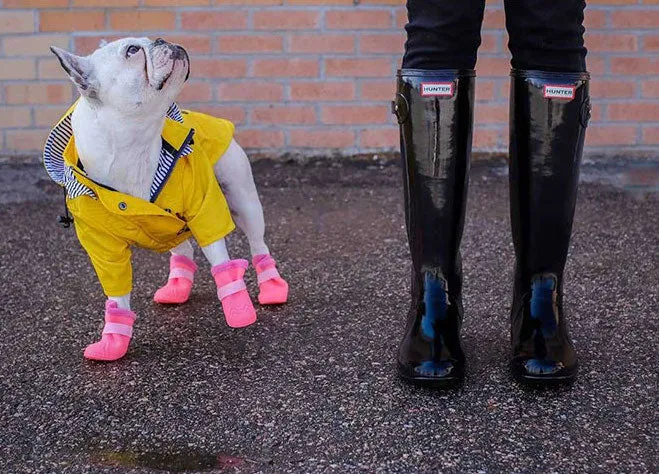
<box><xmin>126</xmin><ymin>45</ymin><xmax>141</xmax><ymax>58</ymax></box>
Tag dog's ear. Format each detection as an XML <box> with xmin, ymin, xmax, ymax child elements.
<box><xmin>50</xmin><ymin>46</ymin><xmax>99</xmax><ymax>100</ymax></box>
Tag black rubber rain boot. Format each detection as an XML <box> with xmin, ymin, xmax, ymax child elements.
<box><xmin>392</xmin><ymin>69</ymin><xmax>475</xmax><ymax>387</ymax></box>
<box><xmin>508</xmin><ymin>69</ymin><xmax>591</xmax><ymax>384</ymax></box>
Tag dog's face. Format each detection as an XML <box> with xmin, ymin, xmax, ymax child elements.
<box><xmin>51</xmin><ymin>37</ymin><xmax>189</xmax><ymax>116</ymax></box>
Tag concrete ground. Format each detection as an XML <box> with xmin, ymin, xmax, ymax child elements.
<box><xmin>0</xmin><ymin>159</ymin><xmax>657</xmax><ymax>473</ymax></box>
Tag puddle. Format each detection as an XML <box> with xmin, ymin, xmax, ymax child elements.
<box><xmin>90</xmin><ymin>448</ymin><xmax>245</xmax><ymax>472</ymax></box>
<box><xmin>580</xmin><ymin>161</ymin><xmax>659</xmax><ymax>197</ymax></box>
<box><xmin>490</xmin><ymin>161</ymin><xmax>659</xmax><ymax>198</ymax></box>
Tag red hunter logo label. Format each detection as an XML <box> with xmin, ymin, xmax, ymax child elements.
<box><xmin>543</xmin><ymin>85</ymin><xmax>576</xmax><ymax>100</ymax></box>
<box><xmin>421</xmin><ymin>83</ymin><xmax>454</xmax><ymax>97</ymax></box>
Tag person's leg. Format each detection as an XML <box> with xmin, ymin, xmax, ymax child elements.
<box><xmin>394</xmin><ymin>0</ymin><xmax>485</xmax><ymax>387</ymax></box>
<box><xmin>403</xmin><ymin>0</ymin><xmax>485</xmax><ymax>70</ymax></box>
<box><xmin>504</xmin><ymin>0</ymin><xmax>590</xmax><ymax>383</ymax></box>
<box><xmin>505</xmin><ymin>0</ymin><xmax>586</xmax><ymax>72</ymax></box>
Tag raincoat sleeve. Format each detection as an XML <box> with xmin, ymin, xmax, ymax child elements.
<box><xmin>73</xmin><ymin>216</ymin><xmax>133</xmax><ymax>297</ymax></box>
<box><xmin>181</xmin><ymin>155</ymin><xmax>235</xmax><ymax>248</ymax></box>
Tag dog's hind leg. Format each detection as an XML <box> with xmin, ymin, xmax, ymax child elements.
<box><xmin>201</xmin><ymin>237</ymin><xmax>257</xmax><ymax>328</ymax></box>
<box><xmin>153</xmin><ymin>240</ymin><xmax>197</xmax><ymax>304</ymax></box>
<box><xmin>214</xmin><ymin>139</ymin><xmax>289</xmax><ymax>305</ymax></box>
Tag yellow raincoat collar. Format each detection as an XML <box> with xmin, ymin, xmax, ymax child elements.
<box><xmin>43</xmin><ymin>101</ymin><xmax>194</xmax><ymax>203</ymax></box>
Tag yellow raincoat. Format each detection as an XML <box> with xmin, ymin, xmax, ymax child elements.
<box><xmin>44</xmin><ymin>103</ymin><xmax>236</xmax><ymax>297</ymax></box>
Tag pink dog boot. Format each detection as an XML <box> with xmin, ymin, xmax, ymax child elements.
<box><xmin>253</xmin><ymin>254</ymin><xmax>289</xmax><ymax>305</ymax></box>
<box><xmin>84</xmin><ymin>300</ymin><xmax>136</xmax><ymax>361</ymax></box>
<box><xmin>212</xmin><ymin>259</ymin><xmax>257</xmax><ymax>328</ymax></box>
<box><xmin>153</xmin><ymin>255</ymin><xmax>197</xmax><ymax>304</ymax></box>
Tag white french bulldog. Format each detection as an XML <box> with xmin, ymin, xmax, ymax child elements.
<box><xmin>48</xmin><ymin>37</ymin><xmax>289</xmax><ymax>361</ymax></box>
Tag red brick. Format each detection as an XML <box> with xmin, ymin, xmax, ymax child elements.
<box><xmin>5</xmin><ymin>83</ymin><xmax>72</xmax><ymax>104</ymax></box>
<box><xmin>611</xmin><ymin>10</ymin><xmax>659</xmax><ymax>28</ymax></box>
<box><xmin>218</xmin><ymin>35</ymin><xmax>283</xmax><ymax>53</ymax></box>
<box><xmin>286</xmin><ymin>0</ymin><xmax>351</xmax><ymax>4</ymax></box>
<box><xmin>166</xmin><ymin>35</ymin><xmax>213</xmax><ymax>54</ymax></box>
<box><xmin>480</xmin><ymin>33</ymin><xmax>500</xmax><ymax>53</ymax></box>
<box><xmin>35</xmin><ymin>107</ymin><xmax>68</xmax><ymax>127</ymax></box>
<box><xmin>235</xmin><ymin>129</ymin><xmax>285</xmax><ymax>148</ymax></box>
<box><xmin>361</xmin><ymin>0</ymin><xmax>407</xmax><ymax>4</ymax></box>
<box><xmin>325</xmin><ymin>58</ymin><xmax>391</xmax><ymax>77</ymax></box>
<box><xmin>641</xmin><ymin>80</ymin><xmax>659</xmax><ymax>98</ymax></box>
<box><xmin>395</xmin><ymin>8</ymin><xmax>407</xmax><ymax>28</ymax></box>
<box><xmin>587</xmin><ymin>33</ymin><xmax>638</xmax><ymax>52</ymax></box>
<box><xmin>585</xmin><ymin>10</ymin><xmax>607</xmax><ymax>29</ymax></box>
<box><xmin>482</xmin><ymin>8</ymin><xmax>505</xmax><ymax>29</ymax></box>
<box><xmin>40</xmin><ymin>11</ymin><xmax>105</xmax><ymax>32</ymax></box>
<box><xmin>289</xmin><ymin>129</ymin><xmax>355</xmax><ymax>148</ymax></box>
<box><xmin>325</xmin><ymin>10</ymin><xmax>391</xmax><ymax>29</ymax></box>
<box><xmin>6</xmin><ymin>129</ymin><xmax>50</xmax><ymax>151</ymax></box>
<box><xmin>590</xmin><ymin>80</ymin><xmax>636</xmax><ymax>98</ymax></box>
<box><xmin>73</xmin><ymin>0</ymin><xmax>138</xmax><ymax>6</ymax></box>
<box><xmin>193</xmin><ymin>59</ymin><xmax>248</xmax><ymax>78</ymax></box>
<box><xmin>4</xmin><ymin>0</ymin><xmax>67</xmax><ymax>7</ymax></box>
<box><xmin>475</xmin><ymin>57</ymin><xmax>510</xmax><ymax>76</ymax></box>
<box><xmin>608</xmin><ymin>103</ymin><xmax>659</xmax><ymax>121</ymax></box>
<box><xmin>586</xmin><ymin>55</ymin><xmax>606</xmax><ymax>75</ymax></box>
<box><xmin>473</xmin><ymin>127</ymin><xmax>501</xmax><ymax>149</ymax></box>
<box><xmin>253</xmin><ymin>58</ymin><xmax>319</xmax><ymax>77</ymax></box>
<box><xmin>321</xmin><ymin>105</ymin><xmax>389</xmax><ymax>125</ymax></box>
<box><xmin>109</xmin><ymin>11</ymin><xmax>176</xmax><ymax>30</ymax></box>
<box><xmin>475</xmin><ymin>104</ymin><xmax>508</xmax><ymax>124</ymax></box>
<box><xmin>586</xmin><ymin>125</ymin><xmax>637</xmax><ymax>146</ymax></box>
<box><xmin>0</xmin><ymin>12</ymin><xmax>35</xmax><ymax>33</ymax></box>
<box><xmin>0</xmin><ymin>59</ymin><xmax>36</xmax><ymax>80</ymax></box>
<box><xmin>611</xmin><ymin>57</ymin><xmax>659</xmax><ymax>75</ymax></box>
<box><xmin>290</xmin><ymin>81</ymin><xmax>355</xmax><ymax>101</ymax></box>
<box><xmin>252</xmin><ymin>106</ymin><xmax>316</xmax><ymax>124</ymax></box>
<box><xmin>360</xmin><ymin>127</ymin><xmax>398</xmax><ymax>149</ymax></box>
<box><xmin>469</xmin><ymin>81</ymin><xmax>493</xmax><ymax>103</ymax></box>
<box><xmin>191</xmin><ymin>105</ymin><xmax>246</xmax><ymax>124</ymax></box>
<box><xmin>3</xmin><ymin>35</ymin><xmax>69</xmax><ymax>56</ymax></box>
<box><xmin>359</xmin><ymin>80</ymin><xmax>395</xmax><ymax>101</ymax></box>
<box><xmin>217</xmin><ymin>82</ymin><xmax>284</xmax><ymax>101</ymax></box>
<box><xmin>215</xmin><ymin>0</ymin><xmax>281</xmax><ymax>4</ymax></box>
<box><xmin>644</xmin><ymin>35</ymin><xmax>659</xmax><ymax>51</ymax></box>
<box><xmin>0</xmin><ymin>107</ymin><xmax>32</xmax><ymax>128</ymax></box>
<box><xmin>181</xmin><ymin>11</ymin><xmax>248</xmax><ymax>30</ymax></box>
<box><xmin>38</xmin><ymin>58</ymin><xmax>65</xmax><ymax>79</ymax></box>
<box><xmin>289</xmin><ymin>34</ymin><xmax>355</xmax><ymax>54</ymax></box>
<box><xmin>253</xmin><ymin>11</ymin><xmax>320</xmax><ymax>30</ymax></box>
<box><xmin>144</xmin><ymin>0</ymin><xmax>209</xmax><ymax>5</ymax></box>
<box><xmin>359</xmin><ymin>33</ymin><xmax>405</xmax><ymax>54</ymax></box>
<box><xmin>177</xmin><ymin>81</ymin><xmax>212</xmax><ymax>102</ymax></box>
<box><xmin>642</xmin><ymin>126</ymin><xmax>659</xmax><ymax>144</ymax></box>
<box><xmin>74</xmin><ymin>36</ymin><xmax>122</xmax><ymax>54</ymax></box>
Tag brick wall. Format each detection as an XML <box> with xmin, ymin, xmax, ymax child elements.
<box><xmin>0</xmin><ymin>0</ymin><xmax>657</xmax><ymax>159</ymax></box>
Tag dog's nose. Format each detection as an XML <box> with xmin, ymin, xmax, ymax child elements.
<box><xmin>153</xmin><ymin>38</ymin><xmax>167</xmax><ymax>47</ymax></box>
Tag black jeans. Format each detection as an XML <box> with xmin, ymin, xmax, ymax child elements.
<box><xmin>402</xmin><ymin>0</ymin><xmax>587</xmax><ymax>72</ymax></box>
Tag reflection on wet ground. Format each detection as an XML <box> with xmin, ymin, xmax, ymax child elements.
<box><xmin>90</xmin><ymin>448</ymin><xmax>245</xmax><ymax>472</ymax></box>
<box><xmin>490</xmin><ymin>160</ymin><xmax>659</xmax><ymax>197</ymax></box>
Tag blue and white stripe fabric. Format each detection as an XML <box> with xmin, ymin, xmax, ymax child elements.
<box><xmin>43</xmin><ymin>102</ymin><xmax>192</xmax><ymax>202</ymax></box>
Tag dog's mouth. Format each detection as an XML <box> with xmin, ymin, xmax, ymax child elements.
<box><xmin>156</xmin><ymin>70</ymin><xmax>172</xmax><ymax>91</ymax></box>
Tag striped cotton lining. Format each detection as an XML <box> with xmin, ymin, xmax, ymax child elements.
<box><xmin>43</xmin><ymin>103</ymin><xmax>192</xmax><ymax>201</ymax></box>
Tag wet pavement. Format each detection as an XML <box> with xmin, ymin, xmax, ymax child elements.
<box><xmin>0</xmin><ymin>159</ymin><xmax>657</xmax><ymax>473</ymax></box>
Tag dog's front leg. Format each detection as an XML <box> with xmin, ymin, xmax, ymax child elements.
<box><xmin>84</xmin><ymin>291</ymin><xmax>136</xmax><ymax>362</ymax></box>
<box><xmin>154</xmin><ymin>240</ymin><xmax>198</xmax><ymax>305</ymax></box>
<box><xmin>201</xmin><ymin>238</ymin><xmax>256</xmax><ymax>328</ymax></box>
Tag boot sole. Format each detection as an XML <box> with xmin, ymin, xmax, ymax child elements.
<box><xmin>397</xmin><ymin>365</ymin><xmax>464</xmax><ymax>389</ymax></box>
